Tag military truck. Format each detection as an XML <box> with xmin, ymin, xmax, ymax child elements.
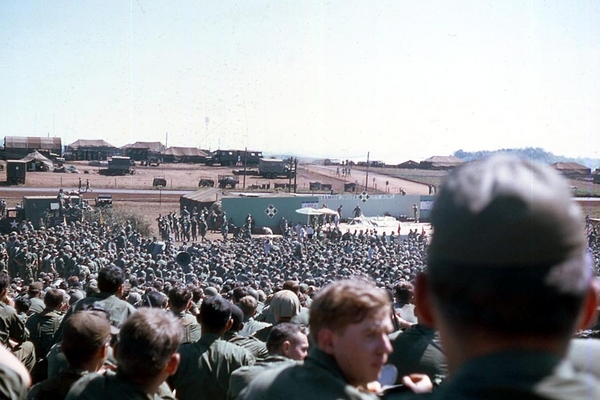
<box><xmin>6</xmin><ymin>160</ymin><xmax>27</xmax><ymax>185</ymax></box>
<box><xmin>0</xmin><ymin>193</ymin><xmax>83</xmax><ymax>232</ymax></box>
<box><xmin>206</xmin><ymin>150</ymin><xmax>263</xmax><ymax>166</ymax></box>
<box><xmin>258</xmin><ymin>158</ymin><xmax>295</xmax><ymax>179</ymax></box>
<box><xmin>99</xmin><ymin>156</ymin><xmax>135</xmax><ymax>176</ymax></box>
<box><xmin>217</xmin><ymin>175</ymin><xmax>239</xmax><ymax>189</ymax></box>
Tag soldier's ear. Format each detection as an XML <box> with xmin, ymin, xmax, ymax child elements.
<box><xmin>576</xmin><ymin>279</ymin><xmax>600</xmax><ymax>331</ymax></box>
<box><xmin>165</xmin><ymin>353</ymin><xmax>180</xmax><ymax>376</ymax></box>
<box><xmin>414</xmin><ymin>273</ymin><xmax>435</xmax><ymax>328</ymax></box>
<box><xmin>281</xmin><ymin>340</ymin><xmax>291</xmax><ymax>357</ymax></box>
<box><xmin>317</xmin><ymin>327</ymin><xmax>336</xmax><ymax>355</ymax></box>
<box><xmin>225</xmin><ymin>317</ymin><xmax>233</xmax><ymax>331</ymax></box>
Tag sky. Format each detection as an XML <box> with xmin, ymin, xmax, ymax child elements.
<box><xmin>1</xmin><ymin>1</ymin><xmax>599</xmax><ymax>164</ymax></box>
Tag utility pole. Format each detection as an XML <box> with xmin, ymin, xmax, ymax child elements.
<box><xmin>243</xmin><ymin>147</ymin><xmax>247</xmax><ymax>190</ymax></box>
<box><xmin>365</xmin><ymin>151</ymin><xmax>370</xmax><ymax>191</ymax></box>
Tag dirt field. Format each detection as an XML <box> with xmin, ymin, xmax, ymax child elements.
<box><xmin>0</xmin><ymin>161</ymin><xmax>425</xmax><ymax>237</ymax></box>
<box><xmin>1</xmin><ymin>161</ymin><xmax>598</xmax><ymax>237</ymax></box>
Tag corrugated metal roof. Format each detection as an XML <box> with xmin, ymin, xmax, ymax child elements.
<box><xmin>4</xmin><ymin>136</ymin><xmax>61</xmax><ymax>149</ymax></box>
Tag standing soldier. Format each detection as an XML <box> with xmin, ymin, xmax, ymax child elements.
<box><xmin>14</xmin><ymin>245</ymin><xmax>37</xmax><ymax>281</ymax></box>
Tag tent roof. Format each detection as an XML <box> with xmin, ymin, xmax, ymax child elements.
<box><xmin>68</xmin><ymin>139</ymin><xmax>116</xmax><ymax>149</ymax></box>
<box><xmin>421</xmin><ymin>155</ymin><xmax>464</xmax><ymax>163</ymax></box>
<box><xmin>163</xmin><ymin>147</ymin><xmax>208</xmax><ymax>157</ymax></box>
<box><xmin>551</xmin><ymin>162</ymin><xmax>590</xmax><ymax>172</ymax></box>
<box><xmin>20</xmin><ymin>150</ymin><xmax>54</xmax><ymax>170</ymax></box>
<box><xmin>122</xmin><ymin>141</ymin><xmax>165</xmax><ymax>152</ymax></box>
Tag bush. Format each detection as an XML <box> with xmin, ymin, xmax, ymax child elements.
<box><xmin>83</xmin><ymin>207</ymin><xmax>152</xmax><ymax>237</ymax></box>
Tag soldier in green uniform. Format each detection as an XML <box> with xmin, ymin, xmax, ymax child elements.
<box><xmin>65</xmin><ymin>308</ymin><xmax>181</xmax><ymax>400</ymax></box>
<box><xmin>167</xmin><ymin>284</ymin><xmax>201</xmax><ymax>344</ymax></box>
<box><xmin>224</xmin><ymin>305</ymin><xmax>268</xmax><ymax>360</ymax></box>
<box><xmin>0</xmin><ymin>273</ymin><xmax>35</xmax><ymax>372</ymax></box>
<box><xmin>169</xmin><ymin>295</ymin><xmax>254</xmax><ymax>400</ymax></box>
<box><xmin>53</xmin><ymin>265</ymin><xmax>135</xmax><ymax>344</ymax></box>
<box><xmin>240</xmin><ymin>278</ymin><xmax>394</xmax><ymax>400</ymax></box>
<box><xmin>0</xmin><ymin>344</ymin><xmax>31</xmax><ymax>400</ymax></box>
<box><xmin>228</xmin><ymin>323</ymin><xmax>308</xmax><ymax>399</ymax></box>
<box><xmin>15</xmin><ymin>246</ymin><xmax>37</xmax><ymax>281</ymax></box>
<box><xmin>407</xmin><ymin>155</ymin><xmax>600</xmax><ymax>399</ymax></box>
<box><xmin>26</xmin><ymin>288</ymin><xmax>65</xmax><ymax>383</ymax></box>
<box><xmin>27</xmin><ymin>310</ymin><xmax>111</xmax><ymax>400</ymax></box>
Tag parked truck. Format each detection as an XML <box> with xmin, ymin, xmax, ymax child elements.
<box><xmin>99</xmin><ymin>156</ymin><xmax>135</xmax><ymax>175</ymax></box>
<box><xmin>206</xmin><ymin>150</ymin><xmax>263</xmax><ymax>166</ymax></box>
<box><xmin>6</xmin><ymin>160</ymin><xmax>27</xmax><ymax>185</ymax></box>
<box><xmin>258</xmin><ymin>158</ymin><xmax>295</xmax><ymax>179</ymax></box>
<box><xmin>0</xmin><ymin>193</ymin><xmax>84</xmax><ymax>232</ymax></box>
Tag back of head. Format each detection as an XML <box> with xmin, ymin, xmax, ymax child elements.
<box><xmin>427</xmin><ymin>155</ymin><xmax>590</xmax><ymax>337</ymax></box>
<box><xmin>232</xmin><ymin>286</ymin><xmax>249</xmax><ymax>303</ymax></box>
<box><xmin>229</xmin><ymin>305</ymin><xmax>244</xmax><ymax>331</ymax></box>
<box><xmin>238</xmin><ymin>295</ymin><xmax>258</xmax><ymax>317</ymax></box>
<box><xmin>266</xmin><ymin>322</ymin><xmax>305</xmax><ymax>356</ymax></box>
<box><xmin>28</xmin><ymin>282</ymin><xmax>43</xmax><ymax>297</ymax></box>
<box><xmin>62</xmin><ymin>310</ymin><xmax>111</xmax><ymax>368</ymax></box>
<box><xmin>282</xmin><ymin>280</ymin><xmax>300</xmax><ymax>294</ymax></box>
<box><xmin>394</xmin><ymin>281</ymin><xmax>414</xmax><ymax>304</ymax></box>
<box><xmin>199</xmin><ymin>295</ymin><xmax>232</xmax><ymax>332</ymax></box>
<box><xmin>43</xmin><ymin>288</ymin><xmax>64</xmax><ymax>310</ymax></box>
<box><xmin>168</xmin><ymin>285</ymin><xmax>192</xmax><ymax>311</ymax></box>
<box><xmin>0</xmin><ymin>272</ymin><xmax>9</xmax><ymax>294</ymax></box>
<box><xmin>309</xmin><ymin>278</ymin><xmax>390</xmax><ymax>343</ymax></box>
<box><xmin>270</xmin><ymin>290</ymin><xmax>301</xmax><ymax>320</ymax></box>
<box><xmin>98</xmin><ymin>265</ymin><xmax>125</xmax><ymax>294</ymax></box>
<box><xmin>116</xmin><ymin>308</ymin><xmax>182</xmax><ymax>379</ymax></box>
<box><xmin>141</xmin><ymin>290</ymin><xmax>167</xmax><ymax>309</ymax></box>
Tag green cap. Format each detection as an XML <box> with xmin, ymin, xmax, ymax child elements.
<box><xmin>428</xmin><ymin>155</ymin><xmax>587</xmax><ymax>270</ymax></box>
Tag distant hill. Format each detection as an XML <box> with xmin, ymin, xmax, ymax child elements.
<box><xmin>453</xmin><ymin>147</ymin><xmax>600</xmax><ymax>170</ymax></box>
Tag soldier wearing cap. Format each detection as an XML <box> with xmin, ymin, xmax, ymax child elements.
<box><xmin>27</xmin><ymin>282</ymin><xmax>45</xmax><ymax>316</ymax></box>
<box><xmin>409</xmin><ymin>155</ymin><xmax>600</xmax><ymax>399</ymax></box>
<box><xmin>253</xmin><ymin>290</ymin><xmax>302</xmax><ymax>342</ymax></box>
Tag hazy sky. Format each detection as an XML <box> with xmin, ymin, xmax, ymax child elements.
<box><xmin>1</xmin><ymin>1</ymin><xmax>599</xmax><ymax>163</ymax></box>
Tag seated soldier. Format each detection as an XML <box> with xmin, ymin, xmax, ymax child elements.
<box><xmin>0</xmin><ymin>272</ymin><xmax>35</xmax><ymax>372</ymax></box>
<box><xmin>168</xmin><ymin>284</ymin><xmax>201</xmax><ymax>344</ymax></box>
<box><xmin>240</xmin><ymin>278</ymin><xmax>394</xmax><ymax>400</ymax></box>
<box><xmin>411</xmin><ymin>155</ymin><xmax>600</xmax><ymax>399</ymax></box>
<box><xmin>229</xmin><ymin>323</ymin><xmax>309</xmax><ymax>399</ymax></box>
<box><xmin>26</xmin><ymin>288</ymin><xmax>65</xmax><ymax>383</ymax></box>
<box><xmin>65</xmin><ymin>308</ymin><xmax>182</xmax><ymax>400</ymax></box>
<box><xmin>224</xmin><ymin>305</ymin><xmax>268</xmax><ymax>360</ymax></box>
<box><xmin>27</xmin><ymin>310</ymin><xmax>111</xmax><ymax>400</ymax></box>
<box><xmin>169</xmin><ymin>295</ymin><xmax>254</xmax><ymax>400</ymax></box>
<box><xmin>0</xmin><ymin>344</ymin><xmax>31</xmax><ymax>400</ymax></box>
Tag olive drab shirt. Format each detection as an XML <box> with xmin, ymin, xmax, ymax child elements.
<box><xmin>0</xmin><ymin>362</ymin><xmax>28</xmax><ymax>400</ymax></box>
<box><xmin>228</xmin><ymin>355</ymin><xmax>298</xmax><ymax>400</ymax></box>
<box><xmin>65</xmin><ymin>372</ymin><xmax>175</xmax><ymax>400</ymax></box>
<box><xmin>239</xmin><ymin>347</ymin><xmax>378</xmax><ymax>400</ymax></box>
<box><xmin>385</xmin><ymin>351</ymin><xmax>600</xmax><ymax>400</ymax></box>
<box><xmin>0</xmin><ymin>301</ymin><xmax>29</xmax><ymax>345</ymax></box>
<box><xmin>169</xmin><ymin>333</ymin><xmax>255</xmax><ymax>400</ymax></box>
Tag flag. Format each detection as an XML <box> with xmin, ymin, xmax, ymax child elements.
<box><xmin>99</xmin><ymin>212</ymin><xmax>104</xmax><ymax>226</ymax></box>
